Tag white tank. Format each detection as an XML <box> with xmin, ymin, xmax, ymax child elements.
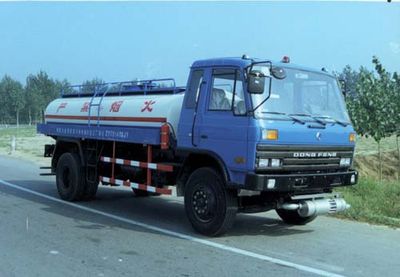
<box><xmin>44</xmin><ymin>93</ymin><xmax>185</xmax><ymax>132</ymax></box>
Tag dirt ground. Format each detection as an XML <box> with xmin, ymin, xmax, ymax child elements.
<box><xmin>0</xmin><ymin>131</ymin><xmax>54</xmax><ymax>166</ymax></box>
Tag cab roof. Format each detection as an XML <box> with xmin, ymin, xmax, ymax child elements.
<box><xmin>191</xmin><ymin>57</ymin><xmax>334</xmax><ymax>77</ymax></box>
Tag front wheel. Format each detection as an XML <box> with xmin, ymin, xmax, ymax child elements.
<box><xmin>184</xmin><ymin>167</ymin><xmax>238</xmax><ymax>236</ymax></box>
<box><xmin>276</xmin><ymin>209</ymin><xmax>317</xmax><ymax>225</ymax></box>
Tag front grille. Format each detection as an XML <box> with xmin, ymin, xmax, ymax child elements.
<box><xmin>256</xmin><ymin>145</ymin><xmax>354</xmax><ymax>173</ymax></box>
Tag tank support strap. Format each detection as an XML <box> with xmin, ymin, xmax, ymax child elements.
<box><xmin>160</xmin><ymin>124</ymin><xmax>170</xmax><ymax>150</ymax></box>
<box><xmin>147</xmin><ymin>145</ymin><xmax>152</xmax><ymax>186</ymax></box>
<box><xmin>111</xmin><ymin>141</ymin><xmax>116</xmax><ymax>183</ymax></box>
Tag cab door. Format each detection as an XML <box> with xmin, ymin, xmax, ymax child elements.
<box><xmin>196</xmin><ymin>68</ymin><xmax>249</xmax><ymax>174</ymax></box>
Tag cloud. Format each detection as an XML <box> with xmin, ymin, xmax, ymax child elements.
<box><xmin>389</xmin><ymin>41</ymin><xmax>400</xmax><ymax>54</ymax></box>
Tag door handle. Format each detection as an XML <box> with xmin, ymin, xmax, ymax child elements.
<box><xmin>201</xmin><ymin>134</ymin><xmax>208</xmax><ymax>139</ymax></box>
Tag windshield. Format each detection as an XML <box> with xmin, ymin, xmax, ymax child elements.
<box><xmin>250</xmin><ymin>66</ymin><xmax>350</xmax><ymax>123</ymax></box>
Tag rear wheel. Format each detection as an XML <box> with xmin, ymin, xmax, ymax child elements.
<box><xmin>184</xmin><ymin>167</ymin><xmax>237</xmax><ymax>236</ymax></box>
<box><xmin>82</xmin><ymin>180</ymin><xmax>99</xmax><ymax>200</ymax></box>
<box><xmin>276</xmin><ymin>209</ymin><xmax>317</xmax><ymax>225</ymax></box>
<box><xmin>56</xmin><ymin>152</ymin><xmax>85</xmax><ymax>201</ymax></box>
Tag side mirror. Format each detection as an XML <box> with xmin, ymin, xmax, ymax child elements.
<box><xmin>271</xmin><ymin>67</ymin><xmax>286</xmax><ymax>80</ymax></box>
<box><xmin>339</xmin><ymin>79</ymin><xmax>347</xmax><ymax>96</ymax></box>
<box><xmin>247</xmin><ymin>71</ymin><xmax>265</xmax><ymax>94</ymax></box>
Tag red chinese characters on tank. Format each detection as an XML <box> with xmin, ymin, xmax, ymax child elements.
<box><xmin>57</xmin><ymin>102</ymin><xmax>67</xmax><ymax>113</ymax></box>
<box><xmin>80</xmin><ymin>102</ymin><xmax>90</xmax><ymax>112</ymax></box>
<box><xmin>141</xmin><ymin>100</ymin><xmax>156</xmax><ymax>112</ymax></box>
<box><xmin>109</xmin><ymin>101</ymin><xmax>124</xmax><ymax>112</ymax></box>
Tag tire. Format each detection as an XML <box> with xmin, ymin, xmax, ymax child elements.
<box><xmin>56</xmin><ymin>152</ymin><xmax>85</xmax><ymax>201</ymax></box>
<box><xmin>184</xmin><ymin>167</ymin><xmax>238</xmax><ymax>236</ymax></box>
<box><xmin>276</xmin><ymin>209</ymin><xmax>317</xmax><ymax>225</ymax></box>
<box><xmin>82</xmin><ymin>180</ymin><xmax>99</xmax><ymax>200</ymax></box>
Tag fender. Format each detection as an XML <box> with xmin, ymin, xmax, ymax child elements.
<box><xmin>176</xmin><ymin>147</ymin><xmax>230</xmax><ymax>182</ymax></box>
<box><xmin>53</xmin><ymin>137</ymin><xmax>85</xmax><ymax>166</ymax></box>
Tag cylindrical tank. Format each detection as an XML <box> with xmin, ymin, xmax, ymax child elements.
<box><xmin>44</xmin><ymin>93</ymin><xmax>185</xmax><ymax>132</ymax></box>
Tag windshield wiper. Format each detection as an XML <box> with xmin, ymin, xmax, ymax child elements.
<box><xmin>261</xmin><ymin>111</ymin><xmax>286</xmax><ymax>115</ymax></box>
<box><xmin>288</xmin><ymin>115</ymin><xmax>306</xmax><ymax>125</ymax></box>
<box><xmin>289</xmin><ymin>113</ymin><xmax>326</xmax><ymax>126</ymax></box>
<box><xmin>261</xmin><ymin>111</ymin><xmax>305</xmax><ymax>125</ymax></box>
<box><xmin>313</xmin><ymin>115</ymin><xmax>349</xmax><ymax>127</ymax></box>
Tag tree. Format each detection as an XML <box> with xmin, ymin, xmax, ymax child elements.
<box><xmin>344</xmin><ymin>57</ymin><xmax>400</xmax><ymax>181</ymax></box>
<box><xmin>80</xmin><ymin>78</ymin><xmax>105</xmax><ymax>94</ymax></box>
<box><xmin>391</xmin><ymin>72</ymin><xmax>400</xmax><ymax>180</ymax></box>
<box><xmin>0</xmin><ymin>75</ymin><xmax>25</xmax><ymax>126</ymax></box>
<box><xmin>25</xmin><ymin>71</ymin><xmax>61</xmax><ymax>124</ymax></box>
<box><xmin>0</xmin><ymin>77</ymin><xmax>12</xmax><ymax>124</ymax></box>
<box><xmin>339</xmin><ymin>65</ymin><xmax>359</xmax><ymax>99</ymax></box>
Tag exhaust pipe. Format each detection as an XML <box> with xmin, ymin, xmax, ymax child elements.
<box><xmin>280</xmin><ymin>197</ymin><xmax>350</xmax><ymax>217</ymax></box>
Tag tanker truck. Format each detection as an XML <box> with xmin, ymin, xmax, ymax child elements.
<box><xmin>37</xmin><ymin>56</ymin><xmax>358</xmax><ymax>236</ymax></box>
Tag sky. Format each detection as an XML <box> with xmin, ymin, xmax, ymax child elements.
<box><xmin>0</xmin><ymin>1</ymin><xmax>399</xmax><ymax>86</ymax></box>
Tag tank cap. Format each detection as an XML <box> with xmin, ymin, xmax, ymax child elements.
<box><xmin>242</xmin><ymin>54</ymin><xmax>250</xmax><ymax>60</ymax></box>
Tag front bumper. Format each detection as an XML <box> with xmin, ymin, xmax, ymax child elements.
<box><xmin>243</xmin><ymin>170</ymin><xmax>358</xmax><ymax>192</ymax></box>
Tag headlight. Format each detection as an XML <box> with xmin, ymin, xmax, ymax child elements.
<box><xmin>270</xmin><ymin>158</ymin><xmax>281</xmax><ymax>167</ymax></box>
<box><xmin>258</xmin><ymin>158</ymin><xmax>269</xmax><ymax>168</ymax></box>
<box><xmin>257</xmin><ymin>158</ymin><xmax>281</xmax><ymax>168</ymax></box>
<box><xmin>340</xmin><ymin>158</ymin><xmax>351</xmax><ymax>167</ymax></box>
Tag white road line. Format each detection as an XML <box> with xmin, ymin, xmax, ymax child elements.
<box><xmin>0</xmin><ymin>179</ymin><xmax>344</xmax><ymax>277</ymax></box>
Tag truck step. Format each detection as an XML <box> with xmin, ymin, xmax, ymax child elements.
<box><xmin>40</xmin><ymin>173</ymin><xmax>55</xmax><ymax>176</ymax></box>
<box><xmin>99</xmin><ymin>176</ymin><xmax>172</xmax><ymax>195</ymax></box>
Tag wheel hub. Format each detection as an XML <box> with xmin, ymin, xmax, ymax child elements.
<box><xmin>192</xmin><ymin>188</ymin><xmax>213</xmax><ymax>221</ymax></box>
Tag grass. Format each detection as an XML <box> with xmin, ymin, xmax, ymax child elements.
<box><xmin>335</xmin><ymin>178</ymin><xmax>400</xmax><ymax>228</ymax></box>
<box><xmin>355</xmin><ymin>135</ymin><xmax>399</xmax><ymax>156</ymax></box>
<box><xmin>0</xmin><ymin>125</ymin><xmax>54</xmax><ymax>166</ymax></box>
<box><xmin>335</xmin><ymin>136</ymin><xmax>400</xmax><ymax>227</ymax></box>
<box><xmin>353</xmin><ymin>134</ymin><xmax>400</xmax><ymax>181</ymax></box>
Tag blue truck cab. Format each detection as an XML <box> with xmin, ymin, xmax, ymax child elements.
<box><xmin>177</xmin><ymin>56</ymin><xmax>357</xmax><ymax>234</ymax></box>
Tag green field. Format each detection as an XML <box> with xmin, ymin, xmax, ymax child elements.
<box><xmin>353</xmin><ymin>135</ymin><xmax>400</xmax><ymax>181</ymax></box>
<box><xmin>0</xmin><ymin>125</ymin><xmax>53</xmax><ymax>165</ymax></box>
<box><xmin>336</xmin><ymin>178</ymin><xmax>400</xmax><ymax>228</ymax></box>
<box><xmin>355</xmin><ymin>135</ymin><xmax>399</xmax><ymax>155</ymax></box>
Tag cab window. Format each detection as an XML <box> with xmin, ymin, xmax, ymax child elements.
<box><xmin>185</xmin><ymin>70</ymin><xmax>203</xmax><ymax>109</ymax></box>
<box><xmin>208</xmin><ymin>69</ymin><xmax>246</xmax><ymax>115</ymax></box>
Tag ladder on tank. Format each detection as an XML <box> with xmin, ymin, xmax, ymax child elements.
<box><xmin>83</xmin><ymin>79</ymin><xmax>179</xmax><ymax>127</ymax></box>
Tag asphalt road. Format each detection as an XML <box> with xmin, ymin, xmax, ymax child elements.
<box><xmin>0</xmin><ymin>155</ymin><xmax>399</xmax><ymax>277</ymax></box>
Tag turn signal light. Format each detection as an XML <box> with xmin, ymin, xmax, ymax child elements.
<box><xmin>263</xmin><ymin>129</ymin><xmax>278</xmax><ymax>140</ymax></box>
<box><xmin>349</xmin><ymin>133</ymin><xmax>356</xmax><ymax>142</ymax></box>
